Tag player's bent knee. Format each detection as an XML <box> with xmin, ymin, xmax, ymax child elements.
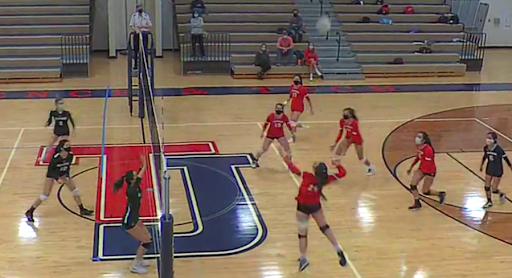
<box><xmin>71</xmin><ymin>188</ymin><xmax>80</xmax><ymax>197</ymax></box>
<box><xmin>422</xmin><ymin>190</ymin><xmax>431</xmax><ymax>195</ymax></box>
<box><xmin>319</xmin><ymin>224</ymin><xmax>330</xmax><ymax>234</ymax></box>
<box><xmin>298</xmin><ymin>234</ymin><xmax>307</xmax><ymax>239</ymax></box>
<box><xmin>410</xmin><ymin>184</ymin><xmax>418</xmax><ymax>191</ymax></box>
<box><xmin>141</xmin><ymin>241</ymin><xmax>153</xmax><ymax>250</ymax></box>
<box><xmin>39</xmin><ymin>194</ymin><xmax>49</xmax><ymax>201</ymax></box>
<box><xmin>485</xmin><ymin>186</ymin><xmax>491</xmax><ymax>192</ymax></box>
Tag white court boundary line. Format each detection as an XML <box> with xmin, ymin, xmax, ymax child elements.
<box><xmin>0</xmin><ymin>129</ymin><xmax>24</xmax><ymax>189</ymax></box>
<box><xmin>0</xmin><ymin>117</ymin><xmax>478</xmax><ymax>131</ymax></box>
<box><xmin>256</xmin><ymin>123</ymin><xmax>363</xmax><ymax>278</ymax></box>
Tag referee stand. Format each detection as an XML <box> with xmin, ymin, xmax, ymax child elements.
<box><xmin>127</xmin><ymin>31</ymin><xmax>155</xmax><ymax>117</ymax></box>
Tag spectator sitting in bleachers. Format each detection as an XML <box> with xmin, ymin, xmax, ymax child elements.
<box><xmin>254</xmin><ymin>43</ymin><xmax>271</xmax><ymax>80</ymax></box>
<box><xmin>276</xmin><ymin>30</ymin><xmax>294</xmax><ymax>66</ymax></box>
<box><xmin>190</xmin><ymin>11</ymin><xmax>205</xmax><ymax>58</ymax></box>
<box><xmin>288</xmin><ymin>9</ymin><xmax>304</xmax><ymax>43</ymax></box>
<box><xmin>304</xmin><ymin>42</ymin><xmax>322</xmax><ymax>81</ymax></box>
<box><xmin>190</xmin><ymin>0</ymin><xmax>207</xmax><ymax>16</ymax></box>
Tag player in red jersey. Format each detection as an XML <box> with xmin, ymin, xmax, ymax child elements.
<box><xmin>406</xmin><ymin>131</ymin><xmax>446</xmax><ymax>210</ymax></box>
<box><xmin>254</xmin><ymin>103</ymin><xmax>295</xmax><ymax>163</ymax></box>
<box><xmin>281</xmin><ymin>152</ymin><xmax>348</xmax><ymax>272</ymax></box>
<box><xmin>330</xmin><ymin>107</ymin><xmax>375</xmax><ymax>175</ymax></box>
<box><xmin>284</xmin><ymin>75</ymin><xmax>313</xmax><ymax>132</ymax></box>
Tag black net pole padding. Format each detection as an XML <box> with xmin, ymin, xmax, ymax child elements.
<box><xmin>127</xmin><ymin>32</ymin><xmax>135</xmax><ymax>116</ymax></box>
<box><xmin>160</xmin><ymin>214</ymin><xmax>174</xmax><ymax>278</ymax></box>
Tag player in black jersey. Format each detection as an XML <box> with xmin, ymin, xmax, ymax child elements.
<box><xmin>25</xmin><ymin>140</ymin><xmax>93</xmax><ymax>222</ymax></box>
<box><xmin>46</xmin><ymin>98</ymin><xmax>75</xmax><ymax>146</ymax></box>
<box><xmin>479</xmin><ymin>132</ymin><xmax>512</xmax><ymax>208</ymax></box>
<box><xmin>113</xmin><ymin>154</ymin><xmax>152</xmax><ymax>274</ymax></box>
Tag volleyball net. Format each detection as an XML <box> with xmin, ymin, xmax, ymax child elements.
<box><xmin>138</xmin><ymin>34</ymin><xmax>174</xmax><ymax>278</ymax></box>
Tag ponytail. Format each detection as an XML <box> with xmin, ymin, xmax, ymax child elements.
<box><xmin>113</xmin><ymin>170</ymin><xmax>136</xmax><ymax>193</ymax></box>
<box><xmin>419</xmin><ymin>131</ymin><xmax>434</xmax><ymax>153</ymax></box>
<box><xmin>113</xmin><ymin>176</ymin><xmax>125</xmax><ymax>193</ymax></box>
<box><xmin>314</xmin><ymin>163</ymin><xmax>329</xmax><ymax>195</ymax></box>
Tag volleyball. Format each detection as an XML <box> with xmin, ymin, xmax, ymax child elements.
<box><xmin>316</xmin><ymin>15</ymin><xmax>331</xmax><ymax>35</ymax></box>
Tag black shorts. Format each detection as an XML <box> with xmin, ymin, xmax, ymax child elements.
<box><xmin>297</xmin><ymin>202</ymin><xmax>321</xmax><ymax>215</ymax></box>
<box><xmin>54</xmin><ymin>128</ymin><xmax>70</xmax><ymax>137</ymax></box>
<box><xmin>486</xmin><ymin>168</ymin><xmax>503</xmax><ymax>178</ymax></box>
<box><xmin>46</xmin><ymin>174</ymin><xmax>68</xmax><ymax>181</ymax></box>
<box><xmin>122</xmin><ymin>211</ymin><xmax>139</xmax><ymax>230</ymax></box>
<box><xmin>266</xmin><ymin>136</ymin><xmax>283</xmax><ymax>140</ymax></box>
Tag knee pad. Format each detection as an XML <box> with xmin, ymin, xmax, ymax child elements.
<box><xmin>410</xmin><ymin>184</ymin><xmax>418</xmax><ymax>191</ymax></box>
<box><xmin>71</xmin><ymin>188</ymin><xmax>80</xmax><ymax>197</ymax></box>
<box><xmin>39</xmin><ymin>194</ymin><xmax>49</xmax><ymax>201</ymax></box>
<box><xmin>422</xmin><ymin>190</ymin><xmax>431</xmax><ymax>195</ymax></box>
<box><xmin>319</xmin><ymin>224</ymin><xmax>330</xmax><ymax>234</ymax></box>
<box><xmin>298</xmin><ymin>234</ymin><xmax>307</xmax><ymax>239</ymax></box>
<box><xmin>485</xmin><ymin>186</ymin><xmax>491</xmax><ymax>192</ymax></box>
<box><xmin>141</xmin><ymin>241</ymin><xmax>153</xmax><ymax>250</ymax></box>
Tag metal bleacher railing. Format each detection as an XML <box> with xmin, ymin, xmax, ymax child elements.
<box><xmin>446</xmin><ymin>0</ymin><xmax>489</xmax><ymax>33</ymax></box>
<box><xmin>460</xmin><ymin>32</ymin><xmax>486</xmax><ymax>72</ymax></box>
<box><xmin>180</xmin><ymin>32</ymin><xmax>231</xmax><ymax>75</ymax></box>
<box><xmin>60</xmin><ymin>35</ymin><xmax>90</xmax><ymax>78</ymax></box>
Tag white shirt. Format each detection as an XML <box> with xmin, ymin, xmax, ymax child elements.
<box><xmin>129</xmin><ymin>12</ymin><xmax>152</xmax><ymax>32</ymax></box>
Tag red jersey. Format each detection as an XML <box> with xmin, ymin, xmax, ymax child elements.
<box><xmin>416</xmin><ymin>144</ymin><xmax>436</xmax><ymax>174</ymax></box>
<box><xmin>262</xmin><ymin>112</ymin><xmax>292</xmax><ymax>139</ymax></box>
<box><xmin>335</xmin><ymin>119</ymin><xmax>363</xmax><ymax>145</ymax></box>
<box><xmin>304</xmin><ymin>48</ymin><xmax>318</xmax><ymax>63</ymax></box>
<box><xmin>286</xmin><ymin>159</ymin><xmax>346</xmax><ymax>204</ymax></box>
<box><xmin>289</xmin><ymin>85</ymin><xmax>309</xmax><ymax>113</ymax></box>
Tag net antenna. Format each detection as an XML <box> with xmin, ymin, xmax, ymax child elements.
<box><xmin>139</xmin><ymin>33</ymin><xmax>174</xmax><ymax>278</ymax></box>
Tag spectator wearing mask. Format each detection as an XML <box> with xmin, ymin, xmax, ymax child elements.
<box><xmin>129</xmin><ymin>4</ymin><xmax>152</xmax><ymax>70</ymax></box>
<box><xmin>254</xmin><ymin>43</ymin><xmax>271</xmax><ymax>80</ymax></box>
<box><xmin>190</xmin><ymin>11</ymin><xmax>205</xmax><ymax>58</ymax></box>
<box><xmin>289</xmin><ymin>9</ymin><xmax>305</xmax><ymax>43</ymax></box>
<box><xmin>276</xmin><ymin>30</ymin><xmax>294</xmax><ymax>66</ymax></box>
<box><xmin>190</xmin><ymin>0</ymin><xmax>207</xmax><ymax>16</ymax></box>
<box><xmin>304</xmin><ymin>42</ymin><xmax>322</xmax><ymax>81</ymax></box>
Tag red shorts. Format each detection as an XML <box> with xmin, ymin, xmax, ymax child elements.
<box><xmin>346</xmin><ymin>136</ymin><xmax>363</xmax><ymax>146</ymax></box>
<box><xmin>420</xmin><ymin>168</ymin><xmax>436</xmax><ymax>177</ymax></box>
<box><xmin>291</xmin><ymin>103</ymin><xmax>304</xmax><ymax>113</ymax></box>
<box><xmin>266</xmin><ymin>135</ymin><xmax>284</xmax><ymax>140</ymax></box>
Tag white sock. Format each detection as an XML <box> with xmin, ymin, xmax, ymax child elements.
<box><xmin>315</xmin><ymin>68</ymin><xmax>322</xmax><ymax>76</ymax></box>
<box><xmin>309</xmin><ymin>73</ymin><xmax>313</xmax><ymax>80</ymax></box>
<box><xmin>334</xmin><ymin>244</ymin><xmax>342</xmax><ymax>252</ymax></box>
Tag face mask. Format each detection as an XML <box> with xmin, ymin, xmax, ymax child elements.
<box><xmin>64</xmin><ymin>146</ymin><xmax>71</xmax><ymax>152</ymax></box>
<box><xmin>342</xmin><ymin>114</ymin><xmax>349</xmax><ymax>120</ymax></box>
<box><xmin>309</xmin><ymin>45</ymin><xmax>314</xmax><ymax>49</ymax></box>
<box><xmin>486</xmin><ymin>138</ymin><xmax>495</xmax><ymax>145</ymax></box>
<box><xmin>193</xmin><ymin>13</ymin><xmax>199</xmax><ymax>18</ymax></box>
<box><xmin>293</xmin><ymin>13</ymin><xmax>298</xmax><ymax>17</ymax></box>
<box><xmin>57</xmin><ymin>104</ymin><xmax>64</xmax><ymax>111</ymax></box>
<box><xmin>261</xmin><ymin>47</ymin><xmax>266</xmax><ymax>51</ymax></box>
<box><xmin>275</xmin><ymin>110</ymin><xmax>283</xmax><ymax>115</ymax></box>
<box><xmin>415</xmin><ymin>136</ymin><xmax>422</xmax><ymax>145</ymax></box>
<box><xmin>137</xmin><ymin>9</ymin><xmax>143</xmax><ymax>13</ymax></box>
<box><xmin>293</xmin><ymin>80</ymin><xmax>300</xmax><ymax>85</ymax></box>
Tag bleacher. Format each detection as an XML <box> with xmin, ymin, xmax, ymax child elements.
<box><xmin>176</xmin><ymin>0</ymin><xmax>477</xmax><ymax>79</ymax></box>
<box><xmin>0</xmin><ymin>0</ymin><xmax>90</xmax><ymax>82</ymax></box>
<box><xmin>332</xmin><ymin>0</ymin><xmax>467</xmax><ymax>77</ymax></box>
<box><xmin>175</xmin><ymin>0</ymin><xmax>314</xmax><ymax>78</ymax></box>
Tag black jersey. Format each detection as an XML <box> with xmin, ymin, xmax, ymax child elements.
<box><xmin>122</xmin><ymin>177</ymin><xmax>142</xmax><ymax>229</ymax></box>
<box><xmin>483</xmin><ymin>144</ymin><xmax>506</xmax><ymax>177</ymax></box>
<box><xmin>46</xmin><ymin>110</ymin><xmax>75</xmax><ymax>136</ymax></box>
<box><xmin>46</xmin><ymin>152</ymin><xmax>74</xmax><ymax>179</ymax></box>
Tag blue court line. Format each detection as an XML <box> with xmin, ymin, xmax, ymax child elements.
<box><xmin>3</xmin><ymin>82</ymin><xmax>512</xmax><ymax>100</ymax></box>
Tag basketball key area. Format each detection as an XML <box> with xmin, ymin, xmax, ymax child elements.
<box><xmin>3</xmin><ymin>91</ymin><xmax>512</xmax><ymax>278</ymax></box>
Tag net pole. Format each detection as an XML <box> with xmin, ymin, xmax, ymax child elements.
<box><xmin>160</xmin><ymin>171</ymin><xmax>174</xmax><ymax>278</ymax></box>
